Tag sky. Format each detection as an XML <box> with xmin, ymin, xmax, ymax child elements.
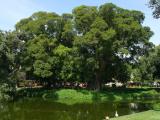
<box><xmin>0</xmin><ymin>0</ymin><xmax>160</xmax><ymax>45</ymax></box>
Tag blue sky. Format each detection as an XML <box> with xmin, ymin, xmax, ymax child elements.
<box><xmin>0</xmin><ymin>0</ymin><xmax>160</xmax><ymax>45</ymax></box>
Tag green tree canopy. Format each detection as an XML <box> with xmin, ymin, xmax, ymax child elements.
<box><xmin>12</xmin><ymin>3</ymin><xmax>153</xmax><ymax>90</ymax></box>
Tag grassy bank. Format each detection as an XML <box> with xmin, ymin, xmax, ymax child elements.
<box><xmin>111</xmin><ymin>110</ymin><xmax>160</xmax><ymax>120</ymax></box>
<box><xmin>16</xmin><ymin>88</ymin><xmax>160</xmax><ymax>104</ymax></box>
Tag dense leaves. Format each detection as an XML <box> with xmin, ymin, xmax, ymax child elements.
<box><xmin>0</xmin><ymin>3</ymin><xmax>155</xmax><ymax>92</ymax></box>
<box><xmin>133</xmin><ymin>45</ymin><xmax>160</xmax><ymax>81</ymax></box>
<box><xmin>0</xmin><ymin>31</ymin><xmax>22</xmax><ymax>100</ymax></box>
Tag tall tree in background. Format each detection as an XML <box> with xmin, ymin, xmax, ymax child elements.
<box><xmin>134</xmin><ymin>45</ymin><xmax>160</xmax><ymax>81</ymax></box>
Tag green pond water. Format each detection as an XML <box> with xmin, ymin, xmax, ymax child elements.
<box><xmin>0</xmin><ymin>98</ymin><xmax>156</xmax><ymax>120</ymax></box>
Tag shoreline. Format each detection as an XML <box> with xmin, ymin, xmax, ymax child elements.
<box><xmin>16</xmin><ymin>88</ymin><xmax>160</xmax><ymax>105</ymax></box>
<box><xmin>111</xmin><ymin>110</ymin><xmax>160</xmax><ymax>120</ymax></box>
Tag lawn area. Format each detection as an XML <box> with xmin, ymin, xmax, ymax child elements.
<box><xmin>111</xmin><ymin>110</ymin><xmax>160</xmax><ymax>120</ymax></box>
<box><xmin>16</xmin><ymin>88</ymin><xmax>160</xmax><ymax>104</ymax></box>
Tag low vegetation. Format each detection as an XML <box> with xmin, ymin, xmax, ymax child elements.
<box><xmin>17</xmin><ymin>88</ymin><xmax>160</xmax><ymax>105</ymax></box>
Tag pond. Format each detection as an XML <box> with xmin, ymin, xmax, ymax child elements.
<box><xmin>0</xmin><ymin>98</ymin><xmax>157</xmax><ymax>120</ymax></box>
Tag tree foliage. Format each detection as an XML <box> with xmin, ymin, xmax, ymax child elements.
<box><xmin>149</xmin><ymin>0</ymin><xmax>160</xmax><ymax>18</ymax></box>
<box><xmin>0</xmin><ymin>31</ymin><xmax>23</xmax><ymax>100</ymax></box>
<box><xmin>134</xmin><ymin>45</ymin><xmax>160</xmax><ymax>81</ymax></box>
<box><xmin>0</xmin><ymin>3</ymin><xmax>154</xmax><ymax>91</ymax></box>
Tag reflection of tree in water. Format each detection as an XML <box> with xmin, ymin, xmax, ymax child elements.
<box><xmin>0</xmin><ymin>103</ymin><xmax>11</xmax><ymax>120</ymax></box>
<box><xmin>0</xmin><ymin>99</ymin><xmax>152</xmax><ymax>120</ymax></box>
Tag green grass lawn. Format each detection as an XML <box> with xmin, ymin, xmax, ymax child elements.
<box><xmin>16</xmin><ymin>88</ymin><xmax>160</xmax><ymax>104</ymax></box>
<box><xmin>111</xmin><ymin>110</ymin><xmax>160</xmax><ymax>120</ymax></box>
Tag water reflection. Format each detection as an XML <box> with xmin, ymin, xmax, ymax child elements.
<box><xmin>0</xmin><ymin>99</ymin><xmax>155</xmax><ymax>120</ymax></box>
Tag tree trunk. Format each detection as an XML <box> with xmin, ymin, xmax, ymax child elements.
<box><xmin>95</xmin><ymin>71</ymin><xmax>101</xmax><ymax>91</ymax></box>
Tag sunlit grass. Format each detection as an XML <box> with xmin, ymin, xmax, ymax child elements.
<box><xmin>111</xmin><ymin>110</ymin><xmax>160</xmax><ymax>120</ymax></box>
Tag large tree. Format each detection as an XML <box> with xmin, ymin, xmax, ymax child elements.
<box><xmin>16</xmin><ymin>12</ymin><xmax>75</xmax><ymax>82</ymax></box>
<box><xmin>72</xmin><ymin>3</ymin><xmax>153</xmax><ymax>90</ymax></box>
<box><xmin>14</xmin><ymin>3</ymin><xmax>153</xmax><ymax>90</ymax></box>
